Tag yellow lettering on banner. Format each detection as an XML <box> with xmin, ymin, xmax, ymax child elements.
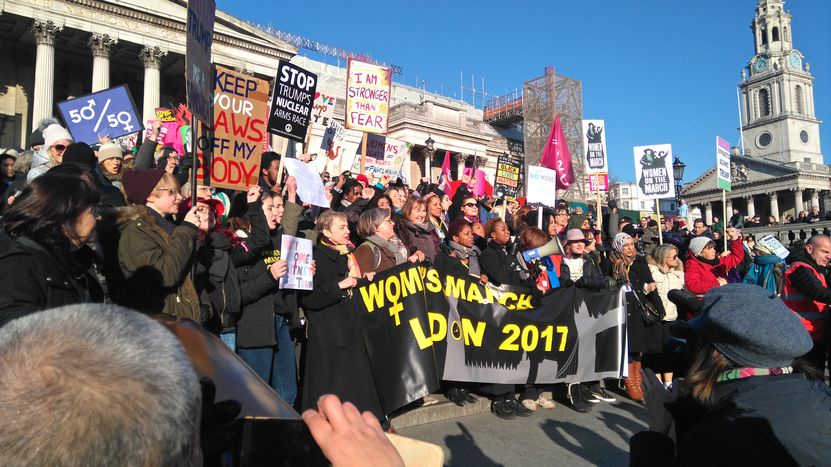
<box><xmin>428</xmin><ymin>312</ymin><xmax>447</xmax><ymax>341</ymax></box>
<box><xmin>450</xmin><ymin>320</ymin><xmax>462</xmax><ymax>341</ymax></box>
<box><xmin>409</xmin><ymin>317</ymin><xmax>433</xmax><ymax>350</ymax></box>
<box><xmin>500</xmin><ymin>292</ymin><xmax>518</xmax><ymax>310</ymax></box>
<box><xmin>541</xmin><ymin>325</ymin><xmax>554</xmax><ymax>351</ymax></box>
<box><xmin>389</xmin><ymin>301</ymin><xmax>403</xmax><ymax>326</ymax></box>
<box><xmin>521</xmin><ymin>325</ymin><xmax>539</xmax><ymax>351</ymax></box>
<box><xmin>498</xmin><ymin>324</ymin><xmax>520</xmax><ymax>351</ymax></box>
<box><xmin>400</xmin><ymin>267</ymin><xmax>422</xmax><ymax>296</ymax></box>
<box><xmin>557</xmin><ymin>326</ymin><xmax>569</xmax><ymax>351</ymax></box>
<box><xmin>461</xmin><ymin>319</ymin><xmax>486</xmax><ymax>347</ymax></box>
<box><xmin>516</xmin><ymin>294</ymin><xmax>534</xmax><ymax>311</ymax></box>
<box><xmin>445</xmin><ymin>276</ymin><xmax>467</xmax><ymax>300</ymax></box>
<box><xmin>385</xmin><ymin>277</ymin><xmax>401</xmax><ymax>304</ymax></box>
<box><xmin>466</xmin><ymin>283</ymin><xmax>486</xmax><ymax>304</ymax></box>
<box><xmin>425</xmin><ymin>269</ymin><xmax>442</xmax><ymax>293</ymax></box>
<box><xmin>359</xmin><ymin>281</ymin><xmax>385</xmax><ymax>313</ymax></box>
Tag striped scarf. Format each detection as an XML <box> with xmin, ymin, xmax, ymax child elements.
<box><xmin>717</xmin><ymin>366</ymin><xmax>793</xmax><ymax>383</ymax></box>
<box><xmin>321</xmin><ymin>239</ymin><xmax>362</xmax><ymax>279</ymax></box>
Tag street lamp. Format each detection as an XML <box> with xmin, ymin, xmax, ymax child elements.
<box><xmin>672</xmin><ymin>155</ymin><xmax>686</xmax><ymax>205</ymax></box>
<box><xmin>425</xmin><ymin>136</ymin><xmax>436</xmax><ymax>183</ymax></box>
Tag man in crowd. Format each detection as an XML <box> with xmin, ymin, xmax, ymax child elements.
<box><xmin>729</xmin><ymin>207</ymin><xmax>744</xmax><ymax>229</ymax></box>
<box><xmin>807</xmin><ymin>206</ymin><xmax>823</xmax><ymax>223</ymax></box>
<box><xmin>259</xmin><ymin>151</ymin><xmax>282</xmax><ymax>194</ymax></box>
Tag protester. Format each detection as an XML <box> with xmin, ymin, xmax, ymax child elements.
<box><xmin>0</xmin><ymin>164</ymin><xmax>104</xmax><ymax>325</ymax></box>
<box><xmin>782</xmin><ymin>234</ymin><xmax>831</xmax><ymax>381</ymax></box>
<box><xmin>518</xmin><ymin>226</ymin><xmax>561</xmax><ymax>293</ymax></box>
<box><xmin>478</xmin><ymin>219</ymin><xmax>525</xmax><ymax>287</ymax></box>
<box><xmin>118</xmin><ymin>168</ymin><xmax>201</xmax><ymax>320</ymax></box>
<box><xmin>97</xmin><ymin>142</ymin><xmax>124</xmax><ymax>188</ymax></box>
<box><xmin>27</xmin><ymin>122</ymin><xmax>72</xmax><ymax>181</ymax></box>
<box><xmin>630</xmin><ymin>285</ymin><xmax>831</xmax><ymax>466</ymax></box>
<box><xmin>3</xmin><ymin>149</ymin><xmax>32</xmax><ymax>206</ymax></box>
<box><xmin>424</xmin><ymin>192</ymin><xmax>449</xmax><ymax>241</ymax></box>
<box><xmin>647</xmin><ymin>244</ymin><xmax>684</xmax><ymax>386</ymax></box>
<box><xmin>684</xmin><ymin>227</ymin><xmax>744</xmax><ymax>297</ymax></box>
<box><xmin>397</xmin><ymin>196</ymin><xmax>440</xmax><ymax>261</ymax></box>
<box><xmin>807</xmin><ymin>206</ymin><xmax>822</xmax><ymax>223</ymax></box>
<box><xmin>355</xmin><ymin>208</ymin><xmax>421</xmax><ymax>274</ymax></box>
<box><xmin>1</xmin><ymin>149</ymin><xmax>17</xmax><ymax>193</ymax></box>
<box><xmin>742</xmin><ymin>242</ymin><xmax>784</xmax><ymax>295</ymax></box>
<box><xmin>434</xmin><ymin>218</ymin><xmax>487</xmax><ymax>284</ymax></box>
<box><xmin>258</xmin><ymin>151</ymin><xmax>282</xmax><ymax>194</ymax></box>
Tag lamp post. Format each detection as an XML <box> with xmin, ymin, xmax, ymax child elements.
<box><xmin>425</xmin><ymin>135</ymin><xmax>435</xmax><ymax>183</ymax></box>
<box><xmin>672</xmin><ymin>155</ymin><xmax>686</xmax><ymax>211</ymax></box>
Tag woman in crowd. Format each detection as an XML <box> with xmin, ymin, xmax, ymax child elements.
<box><xmin>97</xmin><ymin>143</ymin><xmax>124</xmax><ymax>189</ymax></box>
<box><xmin>684</xmin><ymin>227</ymin><xmax>744</xmax><ymax>297</ymax></box>
<box><xmin>1</xmin><ymin>149</ymin><xmax>17</xmax><ymax>194</ymax></box>
<box><xmin>27</xmin><ymin>122</ymin><xmax>72</xmax><ymax>181</ymax></box>
<box><xmin>118</xmin><ymin>168</ymin><xmax>201</xmax><ymax>321</ymax></box>
<box><xmin>434</xmin><ymin>218</ymin><xmax>488</xmax><ymax>283</ymax></box>
<box><xmin>354</xmin><ymin>208</ymin><xmax>423</xmax><ymax>275</ymax></box>
<box><xmin>300</xmin><ymin>211</ymin><xmax>385</xmax><ymax>421</ymax></box>
<box><xmin>0</xmin><ymin>164</ymin><xmax>104</xmax><ymax>325</ymax></box>
<box><xmin>631</xmin><ymin>284</ymin><xmax>831</xmax><ymax>466</ymax></box>
<box><xmin>424</xmin><ymin>193</ymin><xmax>449</xmax><ymax>242</ymax></box>
<box><xmin>742</xmin><ymin>242</ymin><xmax>784</xmax><ymax>295</ymax></box>
<box><xmin>397</xmin><ymin>196</ymin><xmax>440</xmax><ymax>261</ymax></box>
<box><xmin>478</xmin><ymin>219</ymin><xmax>524</xmax><ymax>287</ymax></box>
<box><xmin>605</xmin><ymin>232</ymin><xmax>667</xmax><ymax>402</ymax></box>
<box><xmin>518</xmin><ymin>226</ymin><xmax>561</xmax><ymax>293</ymax></box>
<box><xmin>647</xmin><ymin>244</ymin><xmax>684</xmax><ymax>386</ymax></box>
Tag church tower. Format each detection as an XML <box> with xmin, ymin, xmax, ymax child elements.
<box><xmin>740</xmin><ymin>0</ymin><xmax>823</xmax><ymax>165</ymax></box>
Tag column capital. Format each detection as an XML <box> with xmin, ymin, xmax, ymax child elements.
<box><xmin>139</xmin><ymin>46</ymin><xmax>167</xmax><ymax>69</ymax></box>
<box><xmin>453</xmin><ymin>153</ymin><xmax>467</xmax><ymax>163</ymax></box>
<box><xmin>31</xmin><ymin>20</ymin><xmax>62</xmax><ymax>46</ymax></box>
<box><xmin>768</xmin><ymin>190</ymin><xmax>778</xmax><ymax>198</ymax></box>
<box><xmin>745</xmin><ymin>195</ymin><xmax>755</xmax><ymax>202</ymax></box>
<box><xmin>88</xmin><ymin>33</ymin><xmax>117</xmax><ymax>58</ymax></box>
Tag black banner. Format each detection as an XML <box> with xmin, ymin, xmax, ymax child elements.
<box><xmin>354</xmin><ymin>263</ymin><xmax>626</xmax><ymax>414</ymax></box>
<box><xmin>268</xmin><ymin>61</ymin><xmax>318</xmax><ymax>142</ymax></box>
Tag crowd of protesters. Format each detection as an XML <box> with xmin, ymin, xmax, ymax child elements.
<box><xmin>0</xmin><ymin>118</ymin><xmax>829</xmax><ymax>464</ymax></box>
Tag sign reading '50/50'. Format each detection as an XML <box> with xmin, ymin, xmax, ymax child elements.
<box><xmin>57</xmin><ymin>85</ymin><xmax>142</xmax><ymax>145</ymax></box>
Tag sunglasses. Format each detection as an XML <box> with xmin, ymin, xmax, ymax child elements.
<box><xmin>53</xmin><ymin>144</ymin><xmax>68</xmax><ymax>153</ymax></box>
<box><xmin>463</xmin><ymin>203</ymin><xmax>477</xmax><ymax>208</ymax></box>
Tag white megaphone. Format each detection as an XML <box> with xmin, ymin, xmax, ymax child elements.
<box><xmin>522</xmin><ymin>236</ymin><xmax>563</xmax><ymax>262</ymax></box>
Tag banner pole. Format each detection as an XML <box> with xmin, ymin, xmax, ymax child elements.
<box><xmin>537</xmin><ymin>205</ymin><xmax>543</xmax><ymax>230</ymax></box>
<box><xmin>501</xmin><ymin>197</ymin><xmax>507</xmax><ymax>222</ymax></box>
<box><xmin>360</xmin><ymin>132</ymin><xmax>368</xmax><ymax>174</ymax></box>
<box><xmin>722</xmin><ymin>190</ymin><xmax>728</xmax><ymax>251</ymax></box>
<box><xmin>189</xmin><ymin>120</ymin><xmax>199</xmax><ymax>281</ymax></box>
<box><xmin>276</xmin><ymin>137</ymin><xmax>288</xmax><ymax>189</ymax></box>
<box><xmin>595</xmin><ymin>187</ymin><xmax>603</xmax><ymax>239</ymax></box>
<box><xmin>303</xmin><ymin>119</ymin><xmax>314</xmax><ymax>155</ymax></box>
<box><xmin>656</xmin><ymin>199</ymin><xmax>663</xmax><ymax>245</ymax></box>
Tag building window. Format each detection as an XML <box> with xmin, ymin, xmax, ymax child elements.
<box><xmin>784</xmin><ymin>26</ymin><xmax>789</xmax><ymax>42</ymax></box>
<box><xmin>800</xmin><ymin>130</ymin><xmax>809</xmax><ymax>144</ymax></box>
<box><xmin>621</xmin><ymin>187</ymin><xmax>628</xmax><ymax>196</ymax></box>
<box><xmin>761</xmin><ymin>27</ymin><xmax>768</xmax><ymax>46</ymax></box>
<box><xmin>772</xmin><ymin>27</ymin><xmax>779</xmax><ymax>42</ymax></box>
<box><xmin>759</xmin><ymin>88</ymin><xmax>771</xmax><ymax>117</ymax></box>
<box><xmin>758</xmin><ymin>131</ymin><xmax>773</xmax><ymax>148</ymax></box>
<box><xmin>795</xmin><ymin>85</ymin><xmax>804</xmax><ymax>114</ymax></box>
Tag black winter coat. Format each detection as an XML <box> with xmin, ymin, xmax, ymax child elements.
<box><xmin>299</xmin><ymin>242</ymin><xmax>384</xmax><ymax>419</ymax></box>
<box><xmin>478</xmin><ymin>241</ymin><xmax>525</xmax><ymax>287</ymax></box>
<box><xmin>559</xmin><ymin>254</ymin><xmax>607</xmax><ymax>290</ymax></box>
<box><xmin>0</xmin><ymin>233</ymin><xmax>103</xmax><ymax>327</ymax></box>
<box><xmin>630</xmin><ymin>373</ymin><xmax>831</xmax><ymax>466</ymax></box>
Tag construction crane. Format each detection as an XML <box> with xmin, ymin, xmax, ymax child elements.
<box><xmin>249</xmin><ymin>23</ymin><xmax>404</xmax><ymax>76</ymax></box>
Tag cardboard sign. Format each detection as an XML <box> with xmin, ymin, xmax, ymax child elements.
<box><xmin>588</xmin><ymin>172</ymin><xmax>609</xmax><ymax>192</ymax></box>
<box><xmin>527</xmin><ymin>165</ymin><xmax>558</xmax><ymax>207</ymax></box>
<box><xmin>198</xmin><ymin>66</ymin><xmax>268</xmax><ymax>190</ymax></box>
<box><xmin>279</xmin><ymin>235</ymin><xmax>314</xmax><ymax>290</ymax></box>
<box><xmin>494</xmin><ymin>154</ymin><xmax>522</xmax><ymax>200</ymax></box>
<box><xmin>350</xmin><ymin>134</ymin><xmax>408</xmax><ymax>183</ymax></box>
<box><xmin>312</xmin><ymin>92</ymin><xmax>337</xmax><ymax>125</ymax></box>
<box><xmin>282</xmin><ymin>157</ymin><xmax>329</xmax><ymax>208</ymax></box>
<box><xmin>185</xmin><ymin>0</ymin><xmax>215</xmax><ymax>125</ymax></box>
<box><xmin>633</xmin><ymin>144</ymin><xmax>675</xmax><ymax>201</ymax></box>
<box><xmin>345</xmin><ymin>59</ymin><xmax>391</xmax><ymax>134</ymax></box>
<box><xmin>582</xmin><ymin>120</ymin><xmax>608</xmax><ymax>174</ymax></box>
<box><xmin>268</xmin><ymin>61</ymin><xmax>318</xmax><ymax>142</ymax></box>
<box><xmin>57</xmin><ymin>85</ymin><xmax>143</xmax><ymax>144</ymax></box>
<box><xmin>716</xmin><ymin>136</ymin><xmax>731</xmax><ymax>192</ymax></box>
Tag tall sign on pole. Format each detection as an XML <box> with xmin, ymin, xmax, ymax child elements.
<box><xmin>185</xmin><ymin>0</ymin><xmax>216</xmax><ymax>126</ymax></box>
<box><xmin>716</xmin><ymin>136</ymin><xmax>732</xmax><ymax>250</ymax></box>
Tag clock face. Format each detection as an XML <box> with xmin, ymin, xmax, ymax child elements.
<box><xmin>753</xmin><ymin>55</ymin><xmax>769</xmax><ymax>73</ymax></box>
<box><xmin>789</xmin><ymin>52</ymin><xmax>802</xmax><ymax>70</ymax></box>
<box><xmin>800</xmin><ymin>130</ymin><xmax>809</xmax><ymax>144</ymax></box>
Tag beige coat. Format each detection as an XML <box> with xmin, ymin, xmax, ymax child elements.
<box><xmin>647</xmin><ymin>260</ymin><xmax>685</xmax><ymax>321</ymax></box>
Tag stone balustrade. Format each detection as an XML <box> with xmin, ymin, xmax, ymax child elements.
<box><xmin>741</xmin><ymin>220</ymin><xmax>831</xmax><ymax>246</ymax></box>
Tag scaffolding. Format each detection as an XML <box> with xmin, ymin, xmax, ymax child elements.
<box><xmin>521</xmin><ymin>67</ymin><xmax>585</xmax><ymax>202</ymax></box>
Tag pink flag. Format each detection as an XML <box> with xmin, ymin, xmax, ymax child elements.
<box><xmin>438</xmin><ymin>150</ymin><xmax>452</xmax><ymax>188</ymax></box>
<box><xmin>540</xmin><ymin>115</ymin><xmax>575</xmax><ymax>189</ymax></box>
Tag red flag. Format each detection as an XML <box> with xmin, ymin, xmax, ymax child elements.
<box><xmin>438</xmin><ymin>150</ymin><xmax>452</xmax><ymax>189</ymax></box>
<box><xmin>540</xmin><ymin>115</ymin><xmax>575</xmax><ymax>189</ymax></box>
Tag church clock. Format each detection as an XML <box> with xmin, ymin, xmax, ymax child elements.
<box><xmin>752</xmin><ymin>55</ymin><xmax>769</xmax><ymax>74</ymax></box>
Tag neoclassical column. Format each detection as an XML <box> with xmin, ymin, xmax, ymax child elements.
<box><xmin>139</xmin><ymin>46</ymin><xmax>167</xmax><ymax>123</ymax></box>
<box><xmin>810</xmin><ymin>189</ymin><xmax>820</xmax><ymax>210</ymax></box>
<box><xmin>769</xmin><ymin>191</ymin><xmax>780</xmax><ymax>222</ymax></box>
<box><xmin>704</xmin><ymin>202</ymin><xmax>713</xmax><ymax>226</ymax></box>
<box><xmin>31</xmin><ymin>20</ymin><xmax>62</xmax><ymax>128</ymax></box>
<box><xmin>454</xmin><ymin>153</ymin><xmax>466</xmax><ymax>178</ymax></box>
<box><xmin>745</xmin><ymin>195</ymin><xmax>756</xmax><ymax>218</ymax></box>
<box><xmin>89</xmin><ymin>33</ymin><xmax>117</xmax><ymax>92</ymax></box>
<box><xmin>793</xmin><ymin>188</ymin><xmax>803</xmax><ymax>216</ymax></box>
<box><xmin>725</xmin><ymin>198</ymin><xmax>733</xmax><ymax>220</ymax></box>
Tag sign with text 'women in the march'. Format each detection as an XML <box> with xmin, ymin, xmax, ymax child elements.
<box><xmin>633</xmin><ymin>144</ymin><xmax>675</xmax><ymax>201</ymax></box>
<box><xmin>345</xmin><ymin>59</ymin><xmax>392</xmax><ymax>134</ymax></box>
<box><xmin>267</xmin><ymin>61</ymin><xmax>318</xmax><ymax>142</ymax></box>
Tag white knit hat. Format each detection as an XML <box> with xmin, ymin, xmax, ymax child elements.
<box><xmin>42</xmin><ymin>123</ymin><xmax>73</xmax><ymax>148</ymax></box>
<box><xmin>97</xmin><ymin>143</ymin><xmax>123</xmax><ymax>163</ymax></box>
<box><xmin>689</xmin><ymin>236</ymin><xmax>714</xmax><ymax>257</ymax></box>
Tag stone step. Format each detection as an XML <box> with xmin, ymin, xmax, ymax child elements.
<box><xmin>390</xmin><ymin>391</ymin><xmax>557</xmax><ymax>429</ymax></box>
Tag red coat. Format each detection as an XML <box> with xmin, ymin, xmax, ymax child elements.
<box><xmin>684</xmin><ymin>237</ymin><xmax>744</xmax><ymax>295</ymax></box>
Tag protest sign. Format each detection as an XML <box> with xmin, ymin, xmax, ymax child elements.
<box><xmin>279</xmin><ymin>235</ymin><xmax>314</xmax><ymax>290</ymax></box>
<box><xmin>526</xmin><ymin>165</ymin><xmax>558</xmax><ymax>207</ymax></box>
<box><xmin>588</xmin><ymin>173</ymin><xmax>609</xmax><ymax>192</ymax></box>
<box><xmin>312</xmin><ymin>92</ymin><xmax>337</xmax><ymax>125</ymax></box>
<box><xmin>582</xmin><ymin>120</ymin><xmax>608</xmax><ymax>174</ymax></box>
<box><xmin>716</xmin><ymin>136</ymin><xmax>732</xmax><ymax>191</ymax></box>
<box><xmin>198</xmin><ymin>66</ymin><xmax>268</xmax><ymax>190</ymax></box>
<box><xmin>354</xmin><ymin>264</ymin><xmax>626</xmax><ymax>413</ymax></box>
<box><xmin>57</xmin><ymin>85</ymin><xmax>142</xmax><ymax>144</ymax></box>
<box><xmin>633</xmin><ymin>144</ymin><xmax>675</xmax><ymax>201</ymax></box>
<box><xmin>494</xmin><ymin>154</ymin><xmax>522</xmax><ymax>200</ymax></box>
<box><xmin>345</xmin><ymin>59</ymin><xmax>392</xmax><ymax>134</ymax></box>
<box><xmin>155</xmin><ymin>107</ymin><xmax>176</xmax><ymax>123</ymax></box>
<box><xmin>758</xmin><ymin>234</ymin><xmax>790</xmax><ymax>260</ymax></box>
<box><xmin>268</xmin><ymin>61</ymin><xmax>318</xmax><ymax>142</ymax></box>
<box><xmin>185</xmin><ymin>0</ymin><xmax>215</xmax><ymax>125</ymax></box>
<box><xmin>349</xmin><ymin>134</ymin><xmax>409</xmax><ymax>183</ymax></box>
<box><xmin>145</xmin><ymin>121</ymin><xmax>169</xmax><ymax>140</ymax></box>
<box><xmin>282</xmin><ymin>157</ymin><xmax>329</xmax><ymax>208</ymax></box>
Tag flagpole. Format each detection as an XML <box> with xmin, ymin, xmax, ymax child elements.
<box><xmin>723</xmin><ymin>190</ymin><xmax>728</xmax><ymax>251</ymax></box>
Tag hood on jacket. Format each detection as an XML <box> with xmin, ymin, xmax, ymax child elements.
<box><xmin>26</xmin><ymin>147</ymin><xmax>56</xmax><ymax>180</ymax></box>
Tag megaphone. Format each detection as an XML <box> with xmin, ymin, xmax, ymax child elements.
<box><xmin>522</xmin><ymin>236</ymin><xmax>563</xmax><ymax>262</ymax></box>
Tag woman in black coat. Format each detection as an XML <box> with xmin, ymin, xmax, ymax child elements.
<box><xmin>478</xmin><ymin>219</ymin><xmax>525</xmax><ymax>287</ymax></box>
<box><xmin>0</xmin><ymin>164</ymin><xmax>104</xmax><ymax>326</ymax></box>
<box><xmin>299</xmin><ymin>210</ymin><xmax>384</xmax><ymax>420</ymax></box>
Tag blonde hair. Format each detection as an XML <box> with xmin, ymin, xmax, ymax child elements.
<box><xmin>150</xmin><ymin>173</ymin><xmax>179</xmax><ymax>197</ymax></box>
<box><xmin>315</xmin><ymin>210</ymin><xmax>348</xmax><ymax>238</ymax></box>
<box><xmin>651</xmin><ymin>244</ymin><xmax>683</xmax><ymax>272</ymax></box>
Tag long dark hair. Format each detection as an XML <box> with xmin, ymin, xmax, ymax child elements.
<box><xmin>2</xmin><ymin>164</ymin><xmax>100</xmax><ymax>250</ymax></box>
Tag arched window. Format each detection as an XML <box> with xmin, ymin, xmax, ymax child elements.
<box><xmin>795</xmin><ymin>85</ymin><xmax>804</xmax><ymax>114</ymax></box>
<box><xmin>772</xmin><ymin>27</ymin><xmax>780</xmax><ymax>42</ymax></box>
<box><xmin>761</xmin><ymin>27</ymin><xmax>768</xmax><ymax>46</ymax></box>
<box><xmin>784</xmin><ymin>26</ymin><xmax>789</xmax><ymax>42</ymax></box>
<box><xmin>759</xmin><ymin>88</ymin><xmax>771</xmax><ymax>117</ymax></box>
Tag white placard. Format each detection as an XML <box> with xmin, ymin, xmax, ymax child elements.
<box><xmin>582</xmin><ymin>120</ymin><xmax>608</xmax><ymax>174</ymax></box>
<box><xmin>282</xmin><ymin>157</ymin><xmax>329</xmax><ymax>208</ymax></box>
<box><xmin>633</xmin><ymin>144</ymin><xmax>676</xmax><ymax>201</ymax></box>
<box><xmin>279</xmin><ymin>235</ymin><xmax>314</xmax><ymax>290</ymax></box>
<box><xmin>758</xmin><ymin>234</ymin><xmax>790</xmax><ymax>260</ymax></box>
<box><xmin>526</xmin><ymin>165</ymin><xmax>558</xmax><ymax>208</ymax></box>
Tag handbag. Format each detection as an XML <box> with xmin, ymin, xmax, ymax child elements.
<box><xmin>629</xmin><ymin>284</ymin><xmax>665</xmax><ymax>326</ymax></box>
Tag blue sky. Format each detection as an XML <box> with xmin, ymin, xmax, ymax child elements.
<box><xmin>218</xmin><ymin>0</ymin><xmax>830</xmax><ymax>184</ymax></box>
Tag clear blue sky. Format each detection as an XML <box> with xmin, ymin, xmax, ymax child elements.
<box><xmin>218</xmin><ymin>0</ymin><xmax>831</xmax><ymax>184</ymax></box>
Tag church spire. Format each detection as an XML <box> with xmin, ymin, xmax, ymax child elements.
<box><xmin>752</xmin><ymin>0</ymin><xmax>792</xmax><ymax>56</ymax></box>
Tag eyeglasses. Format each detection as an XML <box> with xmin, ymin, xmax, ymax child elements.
<box><xmin>53</xmin><ymin>144</ymin><xmax>68</xmax><ymax>153</ymax></box>
<box><xmin>156</xmin><ymin>187</ymin><xmax>177</xmax><ymax>195</ymax></box>
<box><xmin>463</xmin><ymin>203</ymin><xmax>477</xmax><ymax>208</ymax></box>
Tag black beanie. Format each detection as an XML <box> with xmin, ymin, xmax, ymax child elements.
<box><xmin>62</xmin><ymin>143</ymin><xmax>98</xmax><ymax>169</ymax></box>
<box><xmin>122</xmin><ymin>168</ymin><xmax>166</xmax><ymax>205</ymax></box>
<box><xmin>29</xmin><ymin>128</ymin><xmax>45</xmax><ymax>148</ymax></box>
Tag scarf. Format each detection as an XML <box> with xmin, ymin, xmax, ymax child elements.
<box><xmin>431</xmin><ymin>216</ymin><xmax>447</xmax><ymax>240</ymax></box>
<box><xmin>366</xmin><ymin>234</ymin><xmax>408</xmax><ymax>265</ymax></box>
<box><xmin>447</xmin><ymin>240</ymin><xmax>481</xmax><ymax>276</ymax></box>
<box><xmin>717</xmin><ymin>366</ymin><xmax>793</xmax><ymax>383</ymax></box>
<box><xmin>321</xmin><ymin>239</ymin><xmax>362</xmax><ymax>279</ymax></box>
<box><xmin>613</xmin><ymin>232</ymin><xmax>632</xmax><ymax>253</ymax></box>
<box><xmin>608</xmin><ymin>250</ymin><xmax>634</xmax><ymax>282</ymax></box>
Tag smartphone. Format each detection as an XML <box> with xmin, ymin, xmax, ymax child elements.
<box><xmin>234</xmin><ymin>418</ymin><xmax>328</xmax><ymax>466</ymax></box>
